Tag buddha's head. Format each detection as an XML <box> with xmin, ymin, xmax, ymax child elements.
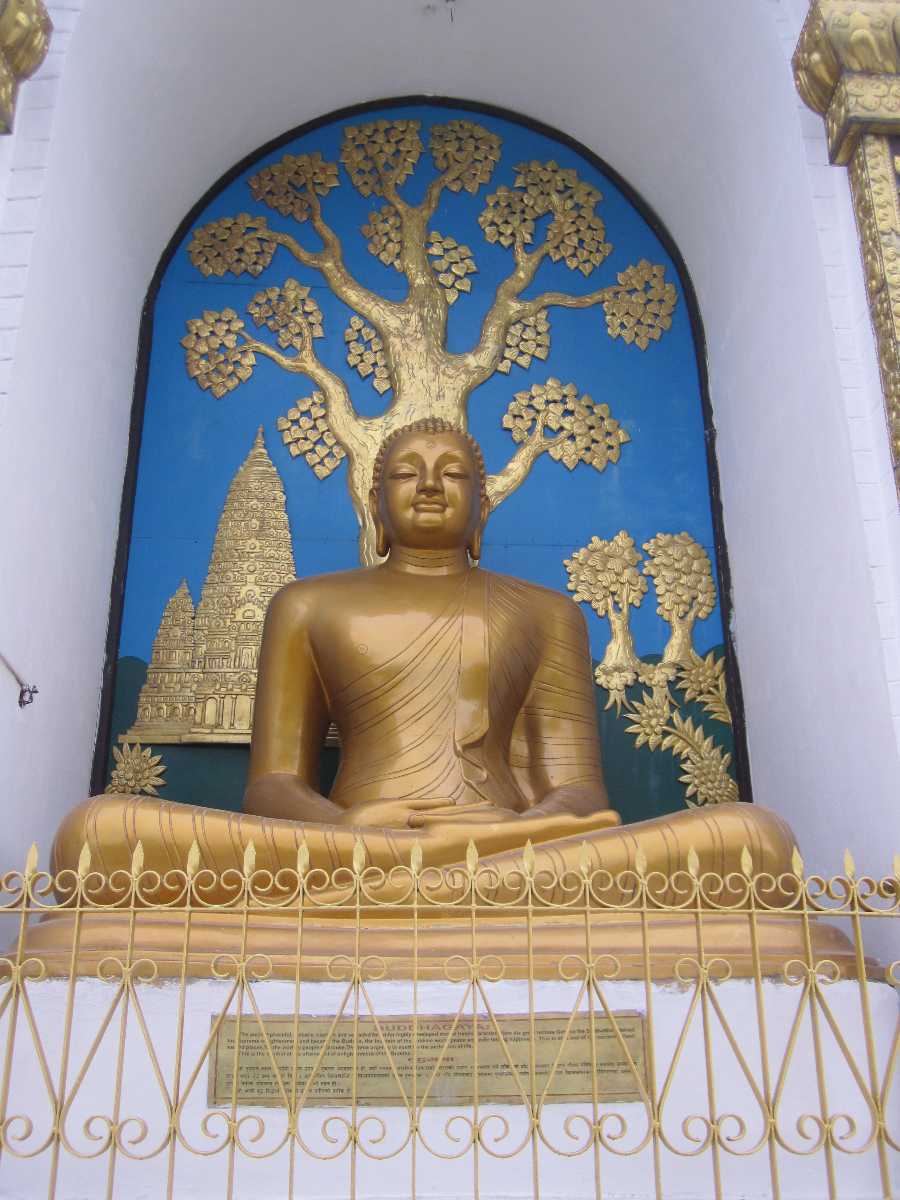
<box><xmin>369</xmin><ymin>419</ymin><xmax>490</xmax><ymax>560</ymax></box>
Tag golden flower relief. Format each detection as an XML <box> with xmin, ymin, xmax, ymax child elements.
<box><xmin>105</xmin><ymin>743</ymin><xmax>167</xmax><ymax>797</ymax></box>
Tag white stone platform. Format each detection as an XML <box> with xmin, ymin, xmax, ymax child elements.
<box><xmin>0</xmin><ymin>975</ymin><xmax>896</xmax><ymax>1199</ymax></box>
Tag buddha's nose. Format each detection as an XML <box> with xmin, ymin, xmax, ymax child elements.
<box><xmin>418</xmin><ymin>469</ymin><xmax>442</xmax><ymax>494</ymax></box>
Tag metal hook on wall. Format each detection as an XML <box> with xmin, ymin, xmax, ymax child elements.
<box><xmin>0</xmin><ymin>650</ymin><xmax>38</xmax><ymax>708</ymax></box>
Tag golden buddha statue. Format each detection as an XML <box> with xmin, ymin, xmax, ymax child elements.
<box><xmin>51</xmin><ymin>418</ymin><xmax>796</xmax><ymax>898</ymax></box>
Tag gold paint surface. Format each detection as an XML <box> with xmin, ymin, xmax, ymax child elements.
<box><xmin>121</xmin><ymin>428</ymin><xmax>295</xmax><ymax>748</ymax></box>
<box><xmin>55</xmin><ymin>425</ymin><xmax>798</xmax><ymax>900</ymax></box>
<box><xmin>793</xmin><ymin>2</ymin><xmax>900</xmax><ymax>495</ymax></box>
<box><xmin>180</xmin><ymin>118</ymin><xmax>678</xmax><ymax>563</ymax></box>
<box><xmin>208</xmin><ymin>1011</ymin><xmax>647</xmax><ymax>1108</ymax></box>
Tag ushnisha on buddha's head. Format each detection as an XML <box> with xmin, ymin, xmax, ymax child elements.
<box><xmin>369</xmin><ymin>418</ymin><xmax>491</xmax><ymax>559</ymax></box>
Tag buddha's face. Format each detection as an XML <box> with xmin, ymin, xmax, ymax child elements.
<box><xmin>372</xmin><ymin>429</ymin><xmax>486</xmax><ymax>552</ymax></box>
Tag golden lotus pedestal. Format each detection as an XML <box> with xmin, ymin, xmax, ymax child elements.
<box><xmin>19</xmin><ymin>906</ymin><xmax>858</xmax><ymax>981</ymax></box>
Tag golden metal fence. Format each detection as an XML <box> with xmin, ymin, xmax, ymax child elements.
<box><xmin>0</xmin><ymin>839</ymin><xmax>896</xmax><ymax>1199</ymax></box>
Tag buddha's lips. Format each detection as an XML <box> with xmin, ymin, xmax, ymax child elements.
<box><xmin>413</xmin><ymin>501</ymin><xmax>446</xmax><ymax>511</ymax></box>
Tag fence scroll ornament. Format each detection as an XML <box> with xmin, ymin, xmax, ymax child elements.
<box><xmin>180</xmin><ymin>118</ymin><xmax>678</xmax><ymax>562</ymax></box>
<box><xmin>0</xmin><ymin>840</ymin><xmax>896</xmax><ymax>1198</ymax></box>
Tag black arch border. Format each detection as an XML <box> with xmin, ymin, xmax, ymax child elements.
<box><xmin>90</xmin><ymin>94</ymin><xmax>753</xmax><ymax>805</ymax></box>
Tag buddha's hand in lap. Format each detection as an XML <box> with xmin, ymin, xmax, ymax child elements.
<box><xmin>409</xmin><ymin>801</ymin><xmax>620</xmax><ymax>858</ymax></box>
<box><xmin>336</xmin><ymin>797</ymin><xmax>472</xmax><ymax>829</ymax></box>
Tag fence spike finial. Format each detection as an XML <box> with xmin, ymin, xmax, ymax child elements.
<box><xmin>579</xmin><ymin>840</ymin><xmax>591</xmax><ymax>878</ymax></box>
<box><xmin>843</xmin><ymin>848</ymin><xmax>856</xmax><ymax>879</ymax></box>
<box><xmin>77</xmin><ymin>842</ymin><xmax>91</xmax><ymax>879</ymax></box>
<box><xmin>634</xmin><ymin>848</ymin><xmax>647</xmax><ymax>878</ymax></box>
<box><xmin>24</xmin><ymin>842</ymin><xmax>38</xmax><ymax>877</ymax></box>
<box><xmin>523</xmin><ymin>839</ymin><xmax>536</xmax><ymax>877</ymax></box>
<box><xmin>131</xmin><ymin>841</ymin><xmax>144</xmax><ymax>877</ymax></box>
<box><xmin>791</xmin><ymin>845</ymin><xmax>804</xmax><ymax>878</ymax></box>
<box><xmin>410</xmin><ymin>840</ymin><xmax>422</xmax><ymax>874</ymax></box>
<box><xmin>243</xmin><ymin>840</ymin><xmax>256</xmax><ymax>877</ymax></box>
<box><xmin>687</xmin><ymin>845</ymin><xmax>700</xmax><ymax>879</ymax></box>
<box><xmin>352</xmin><ymin>838</ymin><xmax>366</xmax><ymax>875</ymax></box>
<box><xmin>186</xmin><ymin>840</ymin><xmax>200</xmax><ymax>878</ymax></box>
<box><xmin>297</xmin><ymin>841</ymin><xmax>309</xmax><ymax>876</ymax></box>
<box><xmin>466</xmin><ymin>839</ymin><xmax>479</xmax><ymax>875</ymax></box>
<box><xmin>740</xmin><ymin>845</ymin><xmax>753</xmax><ymax>878</ymax></box>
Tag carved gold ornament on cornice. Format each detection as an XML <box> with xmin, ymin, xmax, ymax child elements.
<box><xmin>0</xmin><ymin>0</ymin><xmax>51</xmax><ymax>134</ymax></box>
<box><xmin>794</xmin><ymin>1</ymin><xmax>900</xmax><ymax>496</ymax></box>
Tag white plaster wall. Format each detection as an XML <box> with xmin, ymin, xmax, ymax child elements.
<box><xmin>0</xmin><ymin>0</ymin><xmax>897</xmax><ymax>876</ymax></box>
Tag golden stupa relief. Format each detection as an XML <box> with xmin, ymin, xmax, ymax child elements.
<box><xmin>122</xmin><ymin>428</ymin><xmax>296</xmax><ymax>745</ymax></box>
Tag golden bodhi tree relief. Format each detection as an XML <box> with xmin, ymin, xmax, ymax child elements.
<box><xmin>106</xmin><ymin>102</ymin><xmax>741</xmax><ymax>819</ymax></box>
<box><xmin>181</xmin><ymin>114</ymin><xmax>676</xmax><ymax>563</ymax></box>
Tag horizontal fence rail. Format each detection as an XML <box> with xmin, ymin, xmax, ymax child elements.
<box><xmin>0</xmin><ymin>840</ymin><xmax>895</xmax><ymax>1199</ymax></box>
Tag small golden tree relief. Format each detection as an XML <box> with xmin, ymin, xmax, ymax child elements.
<box><xmin>566</xmin><ymin>531</ymin><xmax>736</xmax><ymax>807</ymax></box>
<box><xmin>180</xmin><ymin>118</ymin><xmax>678</xmax><ymax>562</ymax></box>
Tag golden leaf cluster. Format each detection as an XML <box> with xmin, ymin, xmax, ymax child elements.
<box><xmin>625</xmin><ymin>699</ymin><xmax>737</xmax><ymax>805</ymax></box>
<box><xmin>276</xmin><ymin>393</ymin><xmax>346</xmax><ymax>479</ymax></box>
<box><xmin>248</xmin><ymin>152</ymin><xmax>339</xmax><ymax>221</ymax></box>
<box><xmin>603</xmin><ymin>261</ymin><xmax>677</xmax><ymax>349</ymax></box>
<box><xmin>678</xmin><ymin>651</ymin><xmax>731</xmax><ymax>725</ymax></box>
<box><xmin>182</xmin><ymin>309</ymin><xmax>255</xmax><ymax>399</ymax></box>
<box><xmin>188</xmin><ymin>214</ymin><xmax>275</xmax><ymax>278</ymax></box>
<box><xmin>479</xmin><ymin>160</ymin><xmax>611</xmax><ymax>275</ymax></box>
<box><xmin>362</xmin><ymin>204</ymin><xmax>402</xmax><ymax>270</ymax></box>
<box><xmin>248</xmin><ymin>279</ymin><xmax>324</xmax><ymax>349</ymax></box>
<box><xmin>341</xmin><ymin>119</ymin><xmax>422</xmax><ymax>197</ymax></box>
<box><xmin>624</xmin><ymin>690</ymin><xmax>671</xmax><ymax>750</ymax></box>
<box><xmin>642</xmin><ymin>532</ymin><xmax>715</xmax><ymax>622</ymax></box>
<box><xmin>105</xmin><ymin>743</ymin><xmax>166</xmax><ymax>797</ymax></box>
<box><xmin>564</xmin><ymin>531</ymin><xmax>647</xmax><ymax>616</ymax></box>
<box><xmin>426</xmin><ymin>232</ymin><xmax>476</xmax><ymax>303</ymax></box>
<box><xmin>345</xmin><ymin>316</ymin><xmax>391</xmax><ymax>395</ymax></box>
<box><xmin>497</xmin><ymin>310</ymin><xmax>550</xmax><ymax>374</ymax></box>
<box><xmin>503</xmin><ymin>378</ymin><xmax>630</xmax><ymax>472</ymax></box>
<box><xmin>429</xmin><ymin>119</ymin><xmax>501</xmax><ymax>194</ymax></box>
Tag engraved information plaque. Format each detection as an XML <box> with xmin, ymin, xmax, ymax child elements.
<box><xmin>208</xmin><ymin>1012</ymin><xmax>646</xmax><ymax>1108</ymax></box>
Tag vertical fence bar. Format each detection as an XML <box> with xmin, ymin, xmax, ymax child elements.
<box><xmin>846</xmin><ymin>864</ymin><xmax>893</xmax><ymax>1199</ymax></box>
<box><xmin>744</xmin><ymin>854</ymin><xmax>782</xmax><ymax>1200</ymax></box>
<box><xmin>46</xmin><ymin>852</ymin><xmax>90</xmax><ymax>1200</ymax></box>
<box><xmin>0</xmin><ymin>848</ymin><xmax>36</xmax><ymax>1179</ymax></box>
<box><xmin>166</xmin><ymin>847</ymin><xmax>197</xmax><ymax>1200</ymax></box>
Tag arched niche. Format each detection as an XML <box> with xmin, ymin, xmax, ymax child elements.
<box><xmin>94</xmin><ymin>98</ymin><xmax>748</xmax><ymax>825</ymax></box>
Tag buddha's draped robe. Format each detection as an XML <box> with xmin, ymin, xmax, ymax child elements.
<box><xmin>53</xmin><ymin>569</ymin><xmax>794</xmax><ymax>896</ymax></box>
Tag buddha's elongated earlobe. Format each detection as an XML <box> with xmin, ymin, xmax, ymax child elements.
<box><xmin>369</xmin><ymin>488</ymin><xmax>390</xmax><ymax>559</ymax></box>
<box><xmin>468</xmin><ymin>497</ymin><xmax>489</xmax><ymax>562</ymax></box>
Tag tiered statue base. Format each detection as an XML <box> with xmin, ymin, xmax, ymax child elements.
<box><xmin>20</xmin><ymin>907</ymin><xmax>858</xmax><ymax>980</ymax></box>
